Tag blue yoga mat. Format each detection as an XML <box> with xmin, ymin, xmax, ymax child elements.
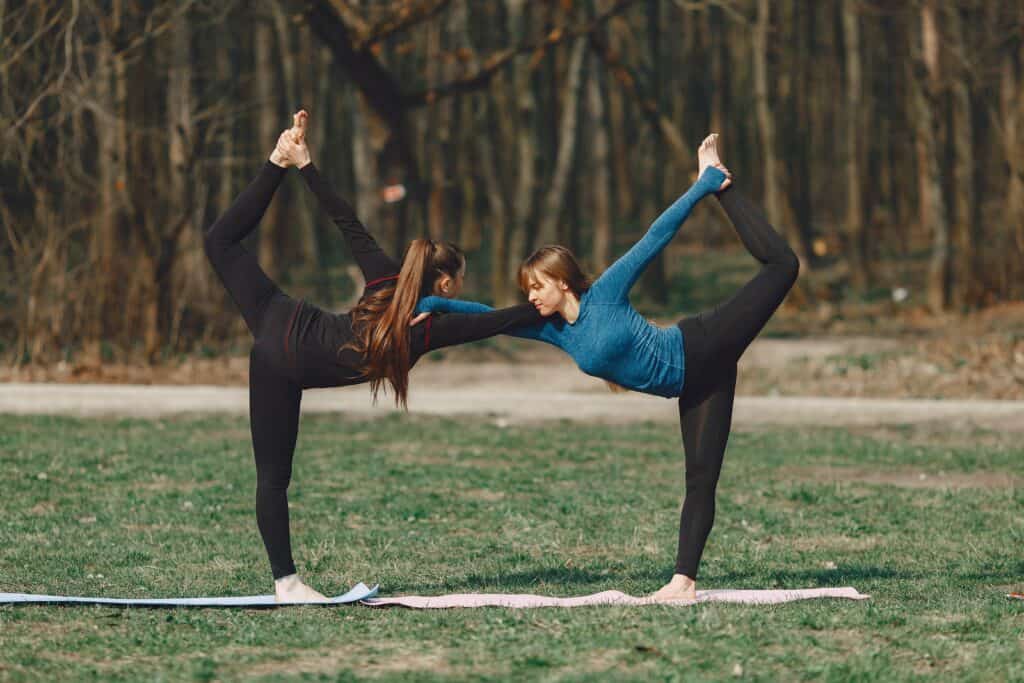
<box><xmin>0</xmin><ymin>582</ymin><xmax>378</xmax><ymax>607</ymax></box>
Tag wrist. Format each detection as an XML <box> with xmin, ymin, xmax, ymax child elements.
<box><xmin>269</xmin><ymin>150</ymin><xmax>289</xmax><ymax>168</ymax></box>
<box><xmin>697</xmin><ymin>167</ymin><xmax>726</xmax><ymax>193</ymax></box>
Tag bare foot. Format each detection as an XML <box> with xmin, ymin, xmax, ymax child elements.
<box><xmin>275</xmin><ymin>116</ymin><xmax>311</xmax><ymax>169</ymax></box>
<box><xmin>697</xmin><ymin>133</ymin><xmax>732</xmax><ymax>191</ymax></box>
<box><xmin>650</xmin><ymin>573</ymin><xmax>697</xmax><ymax>602</ymax></box>
<box><xmin>291</xmin><ymin>109</ymin><xmax>308</xmax><ymax>144</ymax></box>
<box><xmin>274</xmin><ymin>574</ymin><xmax>329</xmax><ymax>604</ymax></box>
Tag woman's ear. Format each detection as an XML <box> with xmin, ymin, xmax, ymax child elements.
<box><xmin>436</xmin><ymin>274</ymin><xmax>452</xmax><ymax>295</ymax></box>
<box><xmin>558</xmin><ymin>280</ymin><xmax>570</xmax><ymax>292</ymax></box>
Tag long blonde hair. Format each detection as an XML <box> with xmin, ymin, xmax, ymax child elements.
<box><xmin>518</xmin><ymin>245</ymin><xmax>628</xmax><ymax>393</ymax></box>
<box><xmin>517</xmin><ymin>245</ymin><xmax>591</xmax><ymax>299</ymax></box>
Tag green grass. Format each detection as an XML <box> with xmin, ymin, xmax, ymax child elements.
<box><xmin>1</xmin><ymin>414</ymin><xmax>1022</xmax><ymax>681</ymax></box>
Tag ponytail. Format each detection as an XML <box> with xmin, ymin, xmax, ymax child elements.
<box><xmin>347</xmin><ymin>239</ymin><xmax>464</xmax><ymax>408</ymax></box>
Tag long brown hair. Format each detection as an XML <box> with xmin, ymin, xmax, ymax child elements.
<box><xmin>347</xmin><ymin>239</ymin><xmax>465</xmax><ymax>408</ymax></box>
<box><xmin>517</xmin><ymin>245</ymin><xmax>591</xmax><ymax>298</ymax></box>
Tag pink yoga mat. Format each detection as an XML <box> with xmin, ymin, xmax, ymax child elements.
<box><xmin>363</xmin><ymin>586</ymin><xmax>870</xmax><ymax>609</ymax></box>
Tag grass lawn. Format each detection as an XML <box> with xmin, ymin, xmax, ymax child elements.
<box><xmin>1</xmin><ymin>413</ymin><xmax>1022</xmax><ymax>681</ymax></box>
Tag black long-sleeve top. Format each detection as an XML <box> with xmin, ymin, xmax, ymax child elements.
<box><xmin>284</xmin><ymin>163</ymin><xmax>543</xmax><ymax>389</ymax></box>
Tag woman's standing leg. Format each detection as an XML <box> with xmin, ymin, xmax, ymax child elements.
<box><xmin>674</xmin><ymin>365</ymin><xmax>737</xmax><ymax>576</ymax></box>
<box><xmin>248</xmin><ymin>349</ymin><xmax>327</xmax><ymax>602</ymax></box>
<box><xmin>248</xmin><ymin>349</ymin><xmax>302</xmax><ymax>581</ymax></box>
<box><xmin>652</xmin><ymin>360</ymin><xmax>737</xmax><ymax>601</ymax></box>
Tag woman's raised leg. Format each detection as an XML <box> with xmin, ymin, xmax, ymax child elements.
<box><xmin>204</xmin><ymin>162</ymin><xmax>288</xmax><ymax>336</ymax></box>
<box><xmin>700</xmin><ymin>184</ymin><xmax>800</xmax><ymax>364</ymax></box>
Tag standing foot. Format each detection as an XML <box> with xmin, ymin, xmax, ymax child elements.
<box><xmin>274</xmin><ymin>574</ymin><xmax>329</xmax><ymax>604</ymax></box>
<box><xmin>650</xmin><ymin>573</ymin><xmax>698</xmax><ymax>602</ymax></box>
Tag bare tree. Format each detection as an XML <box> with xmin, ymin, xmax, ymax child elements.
<box><xmin>842</xmin><ymin>0</ymin><xmax>869</xmax><ymax>287</ymax></box>
<box><xmin>911</xmin><ymin>0</ymin><xmax>951</xmax><ymax>313</ymax></box>
<box><xmin>587</xmin><ymin>41</ymin><xmax>612</xmax><ymax>271</ymax></box>
<box><xmin>535</xmin><ymin>38</ymin><xmax>587</xmax><ymax>247</ymax></box>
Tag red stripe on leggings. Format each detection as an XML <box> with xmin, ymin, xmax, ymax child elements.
<box><xmin>365</xmin><ymin>274</ymin><xmax>399</xmax><ymax>289</ymax></box>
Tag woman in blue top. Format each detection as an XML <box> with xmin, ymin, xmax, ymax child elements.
<box><xmin>417</xmin><ymin>135</ymin><xmax>799</xmax><ymax>601</ymax></box>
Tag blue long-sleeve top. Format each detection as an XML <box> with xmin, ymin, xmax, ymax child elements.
<box><xmin>416</xmin><ymin>167</ymin><xmax>727</xmax><ymax>398</ymax></box>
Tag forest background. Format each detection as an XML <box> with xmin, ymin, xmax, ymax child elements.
<box><xmin>2</xmin><ymin>0</ymin><xmax>1022</xmax><ymax>383</ymax></box>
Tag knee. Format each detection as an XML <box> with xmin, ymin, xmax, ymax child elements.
<box><xmin>256</xmin><ymin>470</ymin><xmax>292</xmax><ymax>495</ymax></box>
<box><xmin>684</xmin><ymin>462</ymin><xmax>721</xmax><ymax>493</ymax></box>
<box><xmin>778</xmin><ymin>248</ymin><xmax>800</xmax><ymax>286</ymax></box>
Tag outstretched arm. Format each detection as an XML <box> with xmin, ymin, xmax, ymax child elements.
<box><xmin>416</xmin><ymin>296</ymin><xmax>562</xmax><ymax>345</ymax></box>
<box><xmin>590</xmin><ymin>167</ymin><xmax>726</xmax><ymax>302</ymax></box>
<box><xmin>416</xmin><ymin>295</ymin><xmax>493</xmax><ymax>316</ymax></box>
<box><xmin>276</xmin><ymin>110</ymin><xmax>400</xmax><ymax>288</ymax></box>
<box><xmin>299</xmin><ymin>163</ymin><xmax>400</xmax><ymax>287</ymax></box>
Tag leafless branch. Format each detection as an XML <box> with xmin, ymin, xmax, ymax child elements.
<box><xmin>399</xmin><ymin>0</ymin><xmax>644</xmax><ymax>108</ymax></box>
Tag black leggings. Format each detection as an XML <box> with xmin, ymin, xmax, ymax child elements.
<box><xmin>204</xmin><ymin>163</ymin><xmax>304</xmax><ymax>579</ymax></box>
<box><xmin>673</xmin><ymin>186</ymin><xmax>799</xmax><ymax>579</ymax></box>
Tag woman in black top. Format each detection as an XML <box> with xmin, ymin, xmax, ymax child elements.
<box><xmin>204</xmin><ymin>112</ymin><xmax>542</xmax><ymax>602</ymax></box>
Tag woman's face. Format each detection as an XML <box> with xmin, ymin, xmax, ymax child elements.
<box><xmin>525</xmin><ymin>270</ymin><xmax>568</xmax><ymax>317</ymax></box>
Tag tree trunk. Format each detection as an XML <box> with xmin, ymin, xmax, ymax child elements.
<box><xmin>643</xmin><ymin>0</ymin><xmax>667</xmax><ymax>303</ymax></box>
<box><xmin>168</xmin><ymin>6</ymin><xmax>202</xmax><ymax>353</ymax></box>
<box><xmin>913</xmin><ymin>1</ymin><xmax>951</xmax><ymax>313</ymax></box>
<box><xmin>425</xmin><ymin>12</ymin><xmax>450</xmax><ymax>241</ymax></box>
<box><xmin>1000</xmin><ymin>25</ymin><xmax>1024</xmax><ymax>300</ymax></box>
<box><xmin>255</xmin><ymin>8</ymin><xmax>281</xmax><ymax>280</ymax></box>
<box><xmin>754</xmin><ymin>0</ymin><xmax>782</xmax><ymax>232</ymax></box>
<box><xmin>505</xmin><ymin>0</ymin><xmax>536</xmax><ymax>287</ymax></box>
<box><xmin>478</xmin><ymin>101</ymin><xmax>510</xmax><ymax>304</ymax></box>
<box><xmin>946</xmin><ymin>5</ymin><xmax>974</xmax><ymax>309</ymax></box>
<box><xmin>456</xmin><ymin>95</ymin><xmax>481</xmax><ymax>252</ymax></box>
<box><xmin>273</xmin><ymin>2</ymin><xmax>318</xmax><ymax>270</ymax></box>
<box><xmin>587</xmin><ymin>47</ymin><xmax>612</xmax><ymax>271</ymax></box>
<box><xmin>352</xmin><ymin>90</ymin><xmax>382</xmax><ymax>271</ymax></box>
<box><xmin>708</xmin><ymin>5</ymin><xmax>726</xmax><ymax>135</ymax></box>
<box><xmin>450</xmin><ymin>1</ymin><xmax>480</xmax><ymax>252</ymax></box>
<box><xmin>535</xmin><ymin>38</ymin><xmax>587</xmax><ymax>247</ymax></box>
<box><xmin>605</xmin><ymin>12</ymin><xmax>633</xmax><ymax>219</ymax></box>
<box><xmin>842</xmin><ymin>0</ymin><xmax>868</xmax><ymax>288</ymax></box>
<box><xmin>465</xmin><ymin>8</ymin><xmax>510</xmax><ymax>303</ymax></box>
<box><xmin>754</xmin><ymin>0</ymin><xmax>810</xmax><ymax>300</ymax></box>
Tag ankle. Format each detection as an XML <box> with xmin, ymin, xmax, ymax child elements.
<box><xmin>275</xmin><ymin>573</ymin><xmax>300</xmax><ymax>590</ymax></box>
<box><xmin>671</xmin><ymin>573</ymin><xmax>696</xmax><ymax>586</ymax></box>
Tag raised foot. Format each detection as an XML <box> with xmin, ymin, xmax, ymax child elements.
<box><xmin>698</xmin><ymin>133</ymin><xmax>732</xmax><ymax>191</ymax></box>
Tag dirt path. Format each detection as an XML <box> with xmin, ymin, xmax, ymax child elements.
<box><xmin>7</xmin><ymin>333</ymin><xmax>1021</xmax><ymax>400</ymax></box>
<box><xmin>3</xmin><ymin>371</ymin><xmax>1022</xmax><ymax>432</ymax></box>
